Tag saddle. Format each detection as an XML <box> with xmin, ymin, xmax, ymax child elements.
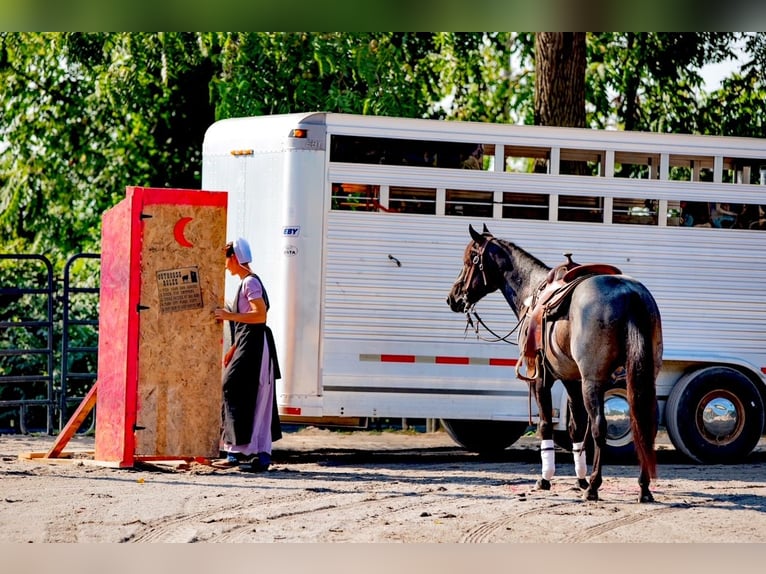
<box><xmin>517</xmin><ymin>254</ymin><xmax>622</xmax><ymax>382</ymax></box>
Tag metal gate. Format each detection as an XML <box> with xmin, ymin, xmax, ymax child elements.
<box><xmin>0</xmin><ymin>253</ymin><xmax>100</xmax><ymax>434</ymax></box>
<box><xmin>59</xmin><ymin>253</ymin><xmax>100</xmax><ymax>430</ymax></box>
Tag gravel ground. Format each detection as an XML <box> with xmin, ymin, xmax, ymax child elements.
<box><xmin>1</xmin><ymin>427</ymin><xmax>766</xmax><ymax>545</ymax></box>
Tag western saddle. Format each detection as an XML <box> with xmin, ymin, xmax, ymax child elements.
<box><xmin>516</xmin><ymin>253</ymin><xmax>622</xmax><ymax>382</ymax></box>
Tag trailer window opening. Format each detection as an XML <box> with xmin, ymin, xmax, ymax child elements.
<box><xmin>723</xmin><ymin>157</ymin><xmax>765</xmax><ymax>185</ymax></box>
<box><xmin>558</xmin><ymin>195</ymin><xmax>604</xmax><ymax>223</ymax></box>
<box><xmin>676</xmin><ymin>200</ymin><xmax>766</xmax><ymax>229</ymax></box>
<box><xmin>504</xmin><ymin>145</ymin><xmax>550</xmax><ymax>174</ymax></box>
<box><xmin>559</xmin><ymin>149</ymin><xmax>604</xmax><ymax>176</ymax></box>
<box><xmin>614</xmin><ymin>151</ymin><xmax>661</xmax><ymax>180</ymax></box>
<box><xmin>502</xmin><ymin>192</ymin><xmax>549</xmax><ymax>220</ymax></box>
<box><xmin>330</xmin><ymin>135</ymin><xmax>488</xmax><ymax>170</ymax></box>
<box><xmin>445</xmin><ymin>189</ymin><xmax>493</xmax><ymax>217</ymax></box>
<box><xmin>668</xmin><ymin>155</ymin><xmax>715</xmax><ymax>182</ymax></box>
<box><xmin>389</xmin><ymin>186</ymin><xmax>437</xmax><ymax>214</ymax></box>
<box><xmin>613</xmin><ymin>198</ymin><xmax>658</xmax><ymax>225</ymax></box>
<box><xmin>331</xmin><ymin>183</ymin><xmax>381</xmax><ymax>212</ymax></box>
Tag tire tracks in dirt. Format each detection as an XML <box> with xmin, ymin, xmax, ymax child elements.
<box><xmin>559</xmin><ymin>502</ymin><xmax>694</xmax><ymax>542</ymax></box>
<box><xmin>461</xmin><ymin>493</ymin><xmax>713</xmax><ymax>543</ymax></box>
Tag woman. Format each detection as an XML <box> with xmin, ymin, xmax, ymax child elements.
<box><xmin>214</xmin><ymin>237</ymin><xmax>281</xmax><ymax>471</ymax></box>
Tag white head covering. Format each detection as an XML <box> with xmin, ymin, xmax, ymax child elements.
<box><xmin>232</xmin><ymin>237</ymin><xmax>252</xmax><ymax>264</ymax></box>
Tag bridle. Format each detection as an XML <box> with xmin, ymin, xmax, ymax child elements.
<box><xmin>457</xmin><ymin>238</ymin><xmax>522</xmax><ymax>345</ymax></box>
<box><xmin>457</xmin><ymin>236</ymin><xmax>539</xmax><ymax>423</ymax></box>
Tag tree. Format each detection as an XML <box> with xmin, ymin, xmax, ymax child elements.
<box><xmin>0</xmin><ymin>33</ymin><xmax>443</xmax><ymax>266</ymax></box>
<box><xmin>0</xmin><ymin>33</ymin><xmax>216</xmax><ymax>264</ymax></box>
<box><xmin>426</xmin><ymin>32</ymin><xmax>527</xmax><ymax>124</ymax></box>
<box><xmin>205</xmin><ymin>32</ymin><xmax>437</xmax><ymax>120</ymax></box>
<box><xmin>534</xmin><ymin>33</ymin><xmax>586</xmax><ymax>128</ymax></box>
<box><xmin>585</xmin><ymin>32</ymin><xmax>738</xmax><ymax>132</ymax></box>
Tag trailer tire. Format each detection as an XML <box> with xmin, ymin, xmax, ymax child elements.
<box><xmin>552</xmin><ymin>384</ymin><xmax>639</xmax><ymax>461</ymax></box>
<box><xmin>440</xmin><ymin>419</ymin><xmax>525</xmax><ymax>455</ymax></box>
<box><xmin>665</xmin><ymin>366</ymin><xmax>764</xmax><ymax>464</ymax></box>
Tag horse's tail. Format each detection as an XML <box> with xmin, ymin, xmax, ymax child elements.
<box><xmin>625</xmin><ymin>293</ymin><xmax>660</xmax><ymax>478</ymax></box>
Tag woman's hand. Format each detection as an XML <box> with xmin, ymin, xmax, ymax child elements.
<box><xmin>214</xmin><ymin>308</ymin><xmax>229</xmax><ymax>322</ymax></box>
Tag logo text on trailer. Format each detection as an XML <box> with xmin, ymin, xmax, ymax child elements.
<box><xmin>283</xmin><ymin>226</ymin><xmax>301</xmax><ymax>237</ymax></box>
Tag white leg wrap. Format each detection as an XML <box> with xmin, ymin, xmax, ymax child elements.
<box><xmin>572</xmin><ymin>441</ymin><xmax>587</xmax><ymax>479</ymax></box>
<box><xmin>540</xmin><ymin>439</ymin><xmax>555</xmax><ymax>480</ymax></box>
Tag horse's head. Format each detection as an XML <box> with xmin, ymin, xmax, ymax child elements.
<box><xmin>446</xmin><ymin>224</ymin><xmax>502</xmax><ymax>313</ymax></box>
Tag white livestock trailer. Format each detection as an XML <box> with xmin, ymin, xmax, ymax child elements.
<box><xmin>202</xmin><ymin>112</ymin><xmax>766</xmax><ymax>463</ymax></box>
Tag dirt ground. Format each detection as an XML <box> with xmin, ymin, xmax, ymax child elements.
<box><xmin>1</xmin><ymin>427</ymin><xmax>766</xmax><ymax>543</ymax></box>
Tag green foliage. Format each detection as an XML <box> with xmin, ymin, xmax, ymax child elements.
<box><xmin>585</xmin><ymin>32</ymin><xmax>738</xmax><ymax>132</ymax></box>
<box><xmin>205</xmin><ymin>32</ymin><xmax>438</xmax><ymax>120</ymax></box>
<box><xmin>424</xmin><ymin>33</ymin><xmax>537</xmax><ymax>125</ymax></box>
<box><xmin>699</xmin><ymin>72</ymin><xmax>766</xmax><ymax>138</ymax></box>
<box><xmin>0</xmin><ymin>32</ymin><xmax>215</xmax><ymax>267</ymax></box>
<box><xmin>1</xmin><ymin>32</ymin><xmax>764</xmax><ymax>270</ymax></box>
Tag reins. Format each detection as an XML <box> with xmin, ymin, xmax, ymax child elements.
<box><xmin>458</xmin><ymin>236</ymin><xmax>544</xmax><ymax>429</ymax></box>
<box><xmin>463</xmin><ymin>305</ymin><xmax>523</xmax><ymax>345</ymax></box>
<box><xmin>460</xmin><ymin>237</ymin><xmax>530</xmax><ymax>346</ymax></box>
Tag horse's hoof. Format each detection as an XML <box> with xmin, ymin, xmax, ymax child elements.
<box><xmin>577</xmin><ymin>478</ymin><xmax>589</xmax><ymax>491</ymax></box>
<box><xmin>639</xmin><ymin>492</ymin><xmax>655</xmax><ymax>503</ymax></box>
<box><xmin>583</xmin><ymin>490</ymin><xmax>599</xmax><ymax>502</ymax></box>
<box><xmin>534</xmin><ymin>478</ymin><xmax>551</xmax><ymax>491</ymax></box>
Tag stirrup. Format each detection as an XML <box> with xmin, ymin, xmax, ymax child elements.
<box><xmin>515</xmin><ymin>354</ymin><xmax>541</xmax><ymax>382</ymax></box>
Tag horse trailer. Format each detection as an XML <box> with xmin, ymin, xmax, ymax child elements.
<box><xmin>202</xmin><ymin>112</ymin><xmax>766</xmax><ymax>464</ymax></box>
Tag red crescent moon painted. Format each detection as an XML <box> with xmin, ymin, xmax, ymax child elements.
<box><xmin>173</xmin><ymin>217</ymin><xmax>194</xmax><ymax>248</ymax></box>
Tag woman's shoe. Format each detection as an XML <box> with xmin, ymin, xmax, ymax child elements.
<box><xmin>241</xmin><ymin>453</ymin><xmax>270</xmax><ymax>472</ymax></box>
<box><xmin>211</xmin><ymin>452</ymin><xmax>245</xmax><ymax>469</ymax></box>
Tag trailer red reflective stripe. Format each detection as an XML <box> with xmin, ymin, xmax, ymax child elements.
<box><xmin>380</xmin><ymin>354</ymin><xmax>416</xmax><ymax>363</ymax></box>
<box><xmin>762</xmin><ymin>367</ymin><xmax>766</xmax><ymax>375</ymax></box>
<box><xmin>489</xmin><ymin>358</ymin><xmax>518</xmax><ymax>367</ymax></box>
<box><xmin>362</xmin><ymin>354</ymin><xmax>516</xmax><ymax>366</ymax></box>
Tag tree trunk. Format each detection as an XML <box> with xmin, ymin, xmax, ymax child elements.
<box><xmin>534</xmin><ymin>33</ymin><xmax>586</xmax><ymax>128</ymax></box>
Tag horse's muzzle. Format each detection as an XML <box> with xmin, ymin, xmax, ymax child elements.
<box><xmin>446</xmin><ymin>291</ymin><xmax>466</xmax><ymax>313</ymax></box>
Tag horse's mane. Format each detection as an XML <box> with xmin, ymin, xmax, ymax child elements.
<box><xmin>491</xmin><ymin>237</ymin><xmax>551</xmax><ymax>276</ymax></box>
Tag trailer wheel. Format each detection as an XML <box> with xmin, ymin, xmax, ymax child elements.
<box><xmin>665</xmin><ymin>366</ymin><xmax>764</xmax><ymax>464</ymax></box>
<box><xmin>553</xmin><ymin>384</ymin><xmax>637</xmax><ymax>461</ymax></box>
<box><xmin>440</xmin><ymin>419</ymin><xmax>525</xmax><ymax>455</ymax></box>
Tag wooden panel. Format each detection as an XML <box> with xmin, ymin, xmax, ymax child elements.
<box><xmin>94</xmin><ymin>193</ymin><xmax>142</xmax><ymax>466</ymax></box>
<box><xmin>94</xmin><ymin>187</ymin><xmax>227</xmax><ymax>466</ymax></box>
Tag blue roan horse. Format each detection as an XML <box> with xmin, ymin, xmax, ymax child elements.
<box><xmin>447</xmin><ymin>225</ymin><xmax>663</xmax><ymax>503</ymax></box>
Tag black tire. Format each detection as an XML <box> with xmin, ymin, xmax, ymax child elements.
<box><xmin>439</xmin><ymin>419</ymin><xmax>526</xmax><ymax>455</ymax></box>
<box><xmin>666</xmin><ymin>366</ymin><xmax>765</xmax><ymax>464</ymax></box>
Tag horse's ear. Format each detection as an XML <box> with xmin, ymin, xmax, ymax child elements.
<box><xmin>469</xmin><ymin>224</ymin><xmax>485</xmax><ymax>244</ymax></box>
<box><xmin>482</xmin><ymin>223</ymin><xmax>491</xmax><ymax>235</ymax></box>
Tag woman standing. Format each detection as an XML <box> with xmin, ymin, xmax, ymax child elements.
<box><xmin>214</xmin><ymin>237</ymin><xmax>281</xmax><ymax>471</ymax></box>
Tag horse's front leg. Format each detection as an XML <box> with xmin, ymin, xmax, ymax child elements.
<box><xmin>561</xmin><ymin>379</ymin><xmax>589</xmax><ymax>491</ymax></box>
<box><xmin>532</xmin><ymin>376</ymin><xmax>556</xmax><ymax>491</ymax></box>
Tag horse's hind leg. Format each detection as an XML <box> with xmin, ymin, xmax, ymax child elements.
<box><xmin>562</xmin><ymin>380</ymin><xmax>589</xmax><ymax>491</ymax></box>
<box><xmin>638</xmin><ymin>468</ymin><xmax>654</xmax><ymax>503</ymax></box>
<box><xmin>582</xmin><ymin>381</ymin><xmax>607</xmax><ymax>502</ymax></box>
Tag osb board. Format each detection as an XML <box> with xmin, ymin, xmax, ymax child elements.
<box><xmin>94</xmin><ymin>194</ymin><xmax>142</xmax><ymax>465</ymax></box>
<box><xmin>135</xmin><ymin>200</ymin><xmax>227</xmax><ymax>458</ymax></box>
